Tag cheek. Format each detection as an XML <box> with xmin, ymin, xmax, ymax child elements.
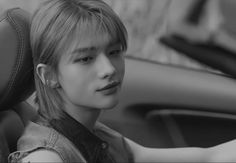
<box><xmin>59</xmin><ymin>66</ymin><xmax>88</xmax><ymax>95</ymax></box>
<box><xmin>60</xmin><ymin>74</ymin><xmax>92</xmax><ymax>104</ymax></box>
<box><xmin>114</xmin><ymin>57</ymin><xmax>125</xmax><ymax>78</ymax></box>
<box><xmin>121</xmin><ymin>58</ymin><xmax>125</xmax><ymax>77</ymax></box>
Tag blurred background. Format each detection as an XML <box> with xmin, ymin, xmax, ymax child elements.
<box><xmin>1</xmin><ymin>0</ymin><xmax>235</xmax><ymax>72</ymax></box>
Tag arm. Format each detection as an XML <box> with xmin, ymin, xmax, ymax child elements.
<box><xmin>20</xmin><ymin>150</ymin><xmax>63</xmax><ymax>163</ymax></box>
<box><xmin>124</xmin><ymin>137</ymin><xmax>212</xmax><ymax>162</ymax></box>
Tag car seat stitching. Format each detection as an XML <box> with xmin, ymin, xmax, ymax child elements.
<box><xmin>0</xmin><ymin>8</ymin><xmax>25</xmax><ymax>106</ymax></box>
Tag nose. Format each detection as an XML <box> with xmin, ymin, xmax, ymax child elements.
<box><xmin>97</xmin><ymin>54</ymin><xmax>116</xmax><ymax>79</ymax></box>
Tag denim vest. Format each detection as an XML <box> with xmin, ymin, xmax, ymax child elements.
<box><xmin>8</xmin><ymin>116</ymin><xmax>134</xmax><ymax>163</ymax></box>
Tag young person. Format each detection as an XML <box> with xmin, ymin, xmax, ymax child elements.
<box><xmin>8</xmin><ymin>0</ymin><xmax>236</xmax><ymax>162</ymax></box>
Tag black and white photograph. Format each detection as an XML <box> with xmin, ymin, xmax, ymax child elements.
<box><xmin>1</xmin><ymin>0</ymin><xmax>236</xmax><ymax>162</ymax></box>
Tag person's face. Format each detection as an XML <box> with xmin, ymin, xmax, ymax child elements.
<box><xmin>57</xmin><ymin>32</ymin><xmax>125</xmax><ymax>110</ymax></box>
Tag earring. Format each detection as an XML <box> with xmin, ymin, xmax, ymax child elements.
<box><xmin>45</xmin><ymin>79</ymin><xmax>60</xmax><ymax>88</ymax></box>
<box><xmin>45</xmin><ymin>79</ymin><xmax>50</xmax><ymax>86</ymax></box>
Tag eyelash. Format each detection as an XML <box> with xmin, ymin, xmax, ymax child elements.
<box><xmin>74</xmin><ymin>48</ymin><xmax>123</xmax><ymax>64</ymax></box>
<box><xmin>75</xmin><ymin>56</ymin><xmax>94</xmax><ymax>64</ymax></box>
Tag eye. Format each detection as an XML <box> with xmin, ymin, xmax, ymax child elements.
<box><xmin>75</xmin><ymin>56</ymin><xmax>94</xmax><ymax>64</ymax></box>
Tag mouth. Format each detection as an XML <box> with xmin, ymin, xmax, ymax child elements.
<box><xmin>97</xmin><ymin>81</ymin><xmax>121</xmax><ymax>95</ymax></box>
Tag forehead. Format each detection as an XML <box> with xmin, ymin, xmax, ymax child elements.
<box><xmin>75</xmin><ymin>31</ymin><xmax>112</xmax><ymax>49</ymax></box>
<box><xmin>68</xmin><ymin>25</ymin><xmax>118</xmax><ymax>52</ymax></box>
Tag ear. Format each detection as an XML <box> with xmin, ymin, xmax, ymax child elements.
<box><xmin>36</xmin><ymin>63</ymin><xmax>59</xmax><ymax>88</ymax></box>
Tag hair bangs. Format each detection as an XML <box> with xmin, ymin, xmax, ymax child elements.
<box><xmin>66</xmin><ymin>8</ymin><xmax>128</xmax><ymax>52</ymax></box>
<box><xmin>99</xmin><ymin>11</ymin><xmax>128</xmax><ymax>51</ymax></box>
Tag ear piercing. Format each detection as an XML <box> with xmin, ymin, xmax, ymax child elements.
<box><xmin>45</xmin><ymin>79</ymin><xmax>50</xmax><ymax>86</ymax></box>
<box><xmin>45</xmin><ymin>79</ymin><xmax>60</xmax><ymax>88</ymax></box>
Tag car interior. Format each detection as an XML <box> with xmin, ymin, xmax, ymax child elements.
<box><xmin>155</xmin><ymin>0</ymin><xmax>236</xmax><ymax>148</ymax></box>
<box><xmin>0</xmin><ymin>8</ymin><xmax>36</xmax><ymax>162</ymax></box>
<box><xmin>2</xmin><ymin>3</ymin><xmax>236</xmax><ymax>162</ymax></box>
<box><xmin>100</xmin><ymin>55</ymin><xmax>236</xmax><ymax>148</ymax></box>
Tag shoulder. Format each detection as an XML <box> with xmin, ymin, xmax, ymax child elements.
<box><xmin>8</xmin><ymin>122</ymin><xmax>61</xmax><ymax>162</ymax></box>
<box><xmin>17</xmin><ymin>121</ymin><xmax>53</xmax><ymax>150</ymax></box>
<box><xmin>11</xmin><ymin>121</ymin><xmax>86</xmax><ymax>162</ymax></box>
<box><xmin>20</xmin><ymin>149</ymin><xmax>63</xmax><ymax>163</ymax></box>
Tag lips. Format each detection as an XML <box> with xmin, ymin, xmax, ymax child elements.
<box><xmin>97</xmin><ymin>81</ymin><xmax>120</xmax><ymax>95</ymax></box>
<box><xmin>97</xmin><ymin>81</ymin><xmax>120</xmax><ymax>91</ymax></box>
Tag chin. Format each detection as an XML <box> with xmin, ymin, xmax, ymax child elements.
<box><xmin>100</xmin><ymin>98</ymin><xmax>119</xmax><ymax>110</ymax></box>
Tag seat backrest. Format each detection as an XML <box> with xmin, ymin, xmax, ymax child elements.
<box><xmin>0</xmin><ymin>8</ymin><xmax>36</xmax><ymax>161</ymax></box>
<box><xmin>0</xmin><ymin>8</ymin><xmax>34</xmax><ymax>108</ymax></box>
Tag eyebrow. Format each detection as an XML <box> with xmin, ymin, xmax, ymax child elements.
<box><xmin>71</xmin><ymin>46</ymin><xmax>98</xmax><ymax>55</ymax></box>
<box><xmin>70</xmin><ymin>41</ymin><xmax>122</xmax><ymax>58</ymax></box>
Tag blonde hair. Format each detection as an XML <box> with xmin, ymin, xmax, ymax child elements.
<box><xmin>31</xmin><ymin>0</ymin><xmax>128</xmax><ymax>120</ymax></box>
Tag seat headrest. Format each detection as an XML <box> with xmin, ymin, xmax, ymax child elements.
<box><xmin>0</xmin><ymin>8</ymin><xmax>34</xmax><ymax>109</ymax></box>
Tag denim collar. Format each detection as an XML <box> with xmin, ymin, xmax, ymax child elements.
<box><xmin>49</xmin><ymin>112</ymin><xmax>115</xmax><ymax>163</ymax></box>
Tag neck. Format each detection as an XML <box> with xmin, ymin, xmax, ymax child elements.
<box><xmin>64</xmin><ymin>104</ymin><xmax>101</xmax><ymax>131</ymax></box>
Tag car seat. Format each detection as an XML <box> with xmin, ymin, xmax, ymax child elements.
<box><xmin>0</xmin><ymin>8</ymin><xmax>36</xmax><ymax>162</ymax></box>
